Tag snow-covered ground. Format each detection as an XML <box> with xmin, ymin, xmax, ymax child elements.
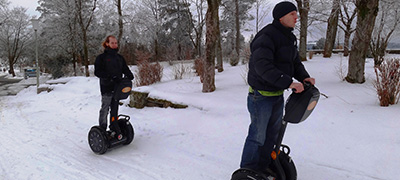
<box><xmin>1</xmin><ymin>54</ymin><xmax>399</xmax><ymax>180</ymax></box>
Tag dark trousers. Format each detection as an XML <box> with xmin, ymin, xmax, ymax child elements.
<box><xmin>99</xmin><ymin>93</ymin><xmax>121</xmax><ymax>134</ymax></box>
<box><xmin>240</xmin><ymin>91</ymin><xmax>284</xmax><ymax>171</ymax></box>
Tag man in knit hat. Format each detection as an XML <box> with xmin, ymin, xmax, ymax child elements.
<box><xmin>239</xmin><ymin>1</ymin><xmax>315</xmax><ymax>177</ymax></box>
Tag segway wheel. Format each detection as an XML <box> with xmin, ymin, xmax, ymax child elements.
<box><xmin>231</xmin><ymin>168</ymin><xmax>268</xmax><ymax>180</ymax></box>
<box><xmin>279</xmin><ymin>152</ymin><xmax>297</xmax><ymax>180</ymax></box>
<box><xmin>118</xmin><ymin>119</ymin><xmax>134</xmax><ymax>145</ymax></box>
<box><xmin>269</xmin><ymin>146</ymin><xmax>297</xmax><ymax>180</ymax></box>
<box><xmin>88</xmin><ymin>126</ymin><xmax>108</xmax><ymax>154</ymax></box>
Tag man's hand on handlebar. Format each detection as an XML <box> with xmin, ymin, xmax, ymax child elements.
<box><xmin>290</xmin><ymin>77</ymin><xmax>315</xmax><ymax>93</ymax></box>
<box><xmin>289</xmin><ymin>82</ymin><xmax>304</xmax><ymax>93</ymax></box>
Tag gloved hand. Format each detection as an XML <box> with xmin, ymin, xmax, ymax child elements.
<box><xmin>111</xmin><ymin>76</ymin><xmax>122</xmax><ymax>83</ymax></box>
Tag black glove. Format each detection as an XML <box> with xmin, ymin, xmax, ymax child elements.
<box><xmin>111</xmin><ymin>76</ymin><xmax>122</xmax><ymax>83</ymax></box>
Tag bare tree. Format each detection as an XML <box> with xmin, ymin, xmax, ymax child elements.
<box><xmin>345</xmin><ymin>0</ymin><xmax>379</xmax><ymax>84</ymax></box>
<box><xmin>254</xmin><ymin>0</ymin><xmax>271</xmax><ymax>33</ymax></box>
<box><xmin>220</xmin><ymin>0</ymin><xmax>254</xmax><ymax>65</ymax></box>
<box><xmin>370</xmin><ymin>0</ymin><xmax>400</xmax><ymax>66</ymax></box>
<box><xmin>135</xmin><ymin>0</ymin><xmax>162</xmax><ymax>61</ymax></box>
<box><xmin>295</xmin><ymin>0</ymin><xmax>310</xmax><ymax>61</ymax></box>
<box><xmin>38</xmin><ymin>0</ymin><xmax>83</xmax><ymax>76</ymax></box>
<box><xmin>185</xmin><ymin>0</ymin><xmax>206</xmax><ymax>58</ymax></box>
<box><xmin>323</xmin><ymin>0</ymin><xmax>340</xmax><ymax>58</ymax></box>
<box><xmin>338</xmin><ymin>0</ymin><xmax>357</xmax><ymax>57</ymax></box>
<box><xmin>75</xmin><ymin>0</ymin><xmax>97</xmax><ymax>77</ymax></box>
<box><xmin>0</xmin><ymin>0</ymin><xmax>9</xmax><ymax>26</ymax></box>
<box><xmin>0</xmin><ymin>7</ymin><xmax>30</xmax><ymax>77</ymax></box>
<box><xmin>203</xmin><ymin>0</ymin><xmax>220</xmax><ymax>92</ymax></box>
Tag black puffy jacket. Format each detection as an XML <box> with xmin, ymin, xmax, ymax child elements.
<box><xmin>247</xmin><ymin>20</ymin><xmax>310</xmax><ymax>92</ymax></box>
<box><xmin>94</xmin><ymin>48</ymin><xmax>134</xmax><ymax>94</ymax></box>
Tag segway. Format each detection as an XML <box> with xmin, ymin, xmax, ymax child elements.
<box><xmin>232</xmin><ymin>82</ymin><xmax>320</xmax><ymax>180</ymax></box>
<box><xmin>88</xmin><ymin>78</ymin><xmax>134</xmax><ymax>154</ymax></box>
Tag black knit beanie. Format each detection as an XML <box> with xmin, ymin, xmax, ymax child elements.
<box><xmin>273</xmin><ymin>1</ymin><xmax>297</xmax><ymax>20</ymax></box>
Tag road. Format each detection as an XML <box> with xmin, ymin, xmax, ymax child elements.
<box><xmin>0</xmin><ymin>75</ymin><xmax>22</xmax><ymax>85</ymax></box>
<box><xmin>0</xmin><ymin>75</ymin><xmax>33</xmax><ymax>96</ymax></box>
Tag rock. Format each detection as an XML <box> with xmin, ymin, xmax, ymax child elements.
<box><xmin>129</xmin><ymin>90</ymin><xmax>149</xmax><ymax>109</ymax></box>
<box><xmin>129</xmin><ymin>90</ymin><xmax>187</xmax><ymax>109</ymax></box>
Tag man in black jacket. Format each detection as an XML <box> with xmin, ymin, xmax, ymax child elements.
<box><xmin>94</xmin><ymin>35</ymin><xmax>134</xmax><ymax>140</ymax></box>
<box><xmin>240</xmin><ymin>1</ymin><xmax>315</xmax><ymax>175</ymax></box>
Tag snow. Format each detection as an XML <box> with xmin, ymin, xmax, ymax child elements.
<box><xmin>1</xmin><ymin>54</ymin><xmax>399</xmax><ymax>180</ymax></box>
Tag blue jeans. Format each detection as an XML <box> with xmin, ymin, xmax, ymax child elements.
<box><xmin>240</xmin><ymin>90</ymin><xmax>284</xmax><ymax>171</ymax></box>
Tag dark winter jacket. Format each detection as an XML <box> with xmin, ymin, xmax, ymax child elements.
<box><xmin>247</xmin><ymin>20</ymin><xmax>310</xmax><ymax>92</ymax></box>
<box><xmin>94</xmin><ymin>47</ymin><xmax>134</xmax><ymax>94</ymax></box>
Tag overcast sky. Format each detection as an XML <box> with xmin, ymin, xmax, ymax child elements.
<box><xmin>11</xmin><ymin>0</ymin><xmax>40</xmax><ymax>17</ymax></box>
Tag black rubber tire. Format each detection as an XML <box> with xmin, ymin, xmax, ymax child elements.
<box><xmin>88</xmin><ymin>126</ymin><xmax>108</xmax><ymax>154</ymax></box>
<box><xmin>118</xmin><ymin>119</ymin><xmax>134</xmax><ymax>145</ymax></box>
<box><xmin>269</xmin><ymin>152</ymin><xmax>297</xmax><ymax>180</ymax></box>
<box><xmin>279</xmin><ymin>152</ymin><xmax>297</xmax><ymax>180</ymax></box>
<box><xmin>231</xmin><ymin>168</ymin><xmax>267</xmax><ymax>180</ymax></box>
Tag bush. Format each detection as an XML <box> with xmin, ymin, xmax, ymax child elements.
<box><xmin>44</xmin><ymin>54</ymin><xmax>70</xmax><ymax>79</ymax></box>
<box><xmin>334</xmin><ymin>55</ymin><xmax>347</xmax><ymax>81</ymax></box>
<box><xmin>172</xmin><ymin>63</ymin><xmax>192</xmax><ymax>80</ymax></box>
<box><xmin>135</xmin><ymin>60</ymin><xmax>163</xmax><ymax>86</ymax></box>
<box><xmin>374</xmin><ymin>58</ymin><xmax>400</xmax><ymax>106</ymax></box>
<box><xmin>242</xmin><ymin>46</ymin><xmax>251</xmax><ymax>64</ymax></box>
<box><xmin>134</xmin><ymin>50</ymin><xmax>163</xmax><ymax>86</ymax></box>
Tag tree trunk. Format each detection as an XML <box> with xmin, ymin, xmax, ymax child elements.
<box><xmin>116</xmin><ymin>0</ymin><xmax>123</xmax><ymax>42</ymax></box>
<box><xmin>216</xmin><ymin>32</ymin><xmax>223</xmax><ymax>72</ymax></box>
<box><xmin>82</xmin><ymin>31</ymin><xmax>90</xmax><ymax>77</ymax></box>
<box><xmin>296</xmin><ymin>0</ymin><xmax>309</xmax><ymax>61</ymax></box>
<box><xmin>343</xmin><ymin>30</ymin><xmax>351</xmax><ymax>56</ymax></box>
<box><xmin>72</xmin><ymin>51</ymin><xmax>77</xmax><ymax>76</ymax></box>
<box><xmin>256</xmin><ymin>1</ymin><xmax>260</xmax><ymax>32</ymax></box>
<box><xmin>323</xmin><ymin>0</ymin><xmax>340</xmax><ymax>58</ymax></box>
<box><xmin>234</xmin><ymin>0</ymin><xmax>240</xmax><ymax>64</ymax></box>
<box><xmin>154</xmin><ymin>38</ymin><xmax>159</xmax><ymax>62</ymax></box>
<box><xmin>8</xmin><ymin>57</ymin><xmax>16</xmax><ymax>77</ymax></box>
<box><xmin>203</xmin><ymin>0</ymin><xmax>220</xmax><ymax>93</ymax></box>
<box><xmin>346</xmin><ymin>0</ymin><xmax>379</xmax><ymax>83</ymax></box>
<box><xmin>216</xmin><ymin>10</ymin><xmax>223</xmax><ymax>72</ymax></box>
<box><xmin>196</xmin><ymin>30</ymin><xmax>202</xmax><ymax>57</ymax></box>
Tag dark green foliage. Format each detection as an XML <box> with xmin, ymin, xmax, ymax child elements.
<box><xmin>44</xmin><ymin>55</ymin><xmax>71</xmax><ymax>79</ymax></box>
